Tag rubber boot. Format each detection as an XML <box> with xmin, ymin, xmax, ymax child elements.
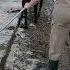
<box><xmin>34</xmin><ymin>4</ymin><xmax>38</xmax><ymax>24</ymax></box>
<box><xmin>48</xmin><ymin>60</ymin><xmax>59</xmax><ymax>70</ymax></box>
<box><xmin>19</xmin><ymin>9</ymin><xmax>28</xmax><ymax>29</ymax></box>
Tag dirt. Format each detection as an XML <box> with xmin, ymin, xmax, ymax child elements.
<box><xmin>0</xmin><ymin>0</ymin><xmax>70</xmax><ymax>70</ymax></box>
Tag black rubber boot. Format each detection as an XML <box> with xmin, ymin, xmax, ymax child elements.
<box><xmin>19</xmin><ymin>23</ymin><xmax>28</xmax><ymax>29</ymax></box>
<box><xmin>48</xmin><ymin>60</ymin><xmax>59</xmax><ymax>70</ymax></box>
<box><xmin>18</xmin><ymin>9</ymin><xmax>28</xmax><ymax>29</ymax></box>
<box><xmin>34</xmin><ymin>4</ymin><xmax>38</xmax><ymax>24</ymax></box>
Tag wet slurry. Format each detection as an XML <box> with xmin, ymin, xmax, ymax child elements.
<box><xmin>0</xmin><ymin>0</ymin><xmax>70</xmax><ymax>70</ymax></box>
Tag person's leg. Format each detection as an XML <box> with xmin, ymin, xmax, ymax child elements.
<box><xmin>29</xmin><ymin>4</ymin><xmax>38</xmax><ymax>27</ymax></box>
<box><xmin>18</xmin><ymin>0</ymin><xmax>28</xmax><ymax>29</ymax></box>
<box><xmin>17</xmin><ymin>11</ymin><xmax>24</xmax><ymax>27</ymax></box>
<box><xmin>33</xmin><ymin>0</ymin><xmax>43</xmax><ymax>24</ymax></box>
<box><xmin>48</xmin><ymin>24</ymin><xmax>69</xmax><ymax>70</ymax></box>
<box><xmin>34</xmin><ymin>4</ymin><xmax>38</xmax><ymax>24</ymax></box>
<box><xmin>48</xmin><ymin>4</ymin><xmax>70</xmax><ymax>70</ymax></box>
<box><xmin>37</xmin><ymin>0</ymin><xmax>43</xmax><ymax>17</ymax></box>
<box><xmin>23</xmin><ymin>9</ymin><xmax>28</xmax><ymax>28</ymax></box>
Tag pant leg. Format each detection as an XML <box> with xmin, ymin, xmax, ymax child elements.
<box><xmin>17</xmin><ymin>0</ymin><xmax>26</xmax><ymax>27</ymax></box>
<box><xmin>18</xmin><ymin>11</ymin><xmax>24</xmax><ymax>26</ymax></box>
<box><xmin>34</xmin><ymin>4</ymin><xmax>38</xmax><ymax>24</ymax></box>
<box><xmin>49</xmin><ymin>24</ymin><xmax>69</xmax><ymax>61</ymax></box>
<box><xmin>49</xmin><ymin>4</ymin><xmax>70</xmax><ymax>61</ymax></box>
<box><xmin>22</xmin><ymin>0</ymin><xmax>29</xmax><ymax>26</ymax></box>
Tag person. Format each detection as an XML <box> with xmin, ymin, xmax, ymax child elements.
<box><xmin>24</xmin><ymin>0</ymin><xmax>70</xmax><ymax>70</ymax></box>
<box><xmin>18</xmin><ymin>0</ymin><xmax>39</xmax><ymax>29</ymax></box>
<box><xmin>49</xmin><ymin>0</ymin><xmax>70</xmax><ymax>70</ymax></box>
<box><xmin>23</xmin><ymin>0</ymin><xmax>54</xmax><ymax>26</ymax></box>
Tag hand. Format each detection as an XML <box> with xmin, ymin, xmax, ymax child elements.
<box><xmin>24</xmin><ymin>2</ymin><xmax>32</xmax><ymax>10</ymax></box>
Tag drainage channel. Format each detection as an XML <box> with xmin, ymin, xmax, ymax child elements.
<box><xmin>0</xmin><ymin>8</ymin><xmax>25</xmax><ymax>70</ymax></box>
<box><xmin>0</xmin><ymin>26</ymin><xmax>17</xmax><ymax>70</ymax></box>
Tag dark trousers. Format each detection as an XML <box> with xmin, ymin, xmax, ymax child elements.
<box><xmin>18</xmin><ymin>0</ymin><xmax>38</xmax><ymax>27</ymax></box>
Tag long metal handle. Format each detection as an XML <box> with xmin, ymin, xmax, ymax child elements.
<box><xmin>0</xmin><ymin>8</ymin><xmax>25</xmax><ymax>32</ymax></box>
